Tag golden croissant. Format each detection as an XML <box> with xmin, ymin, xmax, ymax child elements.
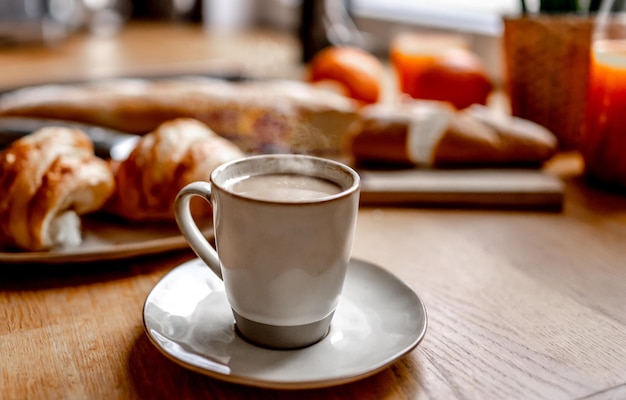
<box><xmin>0</xmin><ymin>127</ymin><xmax>115</xmax><ymax>251</ymax></box>
<box><xmin>106</xmin><ymin>118</ymin><xmax>245</xmax><ymax>222</ymax></box>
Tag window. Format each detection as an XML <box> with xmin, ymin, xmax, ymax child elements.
<box><xmin>351</xmin><ymin>0</ymin><xmax>521</xmax><ymax>36</ymax></box>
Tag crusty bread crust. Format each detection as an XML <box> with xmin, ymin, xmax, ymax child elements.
<box><xmin>351</xmin><ymin>101</ymin><xmax>557</xmax><ymax>167</ymax></box>
<box><xmin>0</xmin><ymin>78</ymin><xmax>361</xmax><ymax>156</ymax></box>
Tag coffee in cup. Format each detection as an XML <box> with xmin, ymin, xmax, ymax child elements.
<box><xmin>174</xmin><ymin>154</ymin><xmax>360</xmax><ymax>349</ymax></box>
<box><xmin>226</xmin><ymin>173</ymin><xmax>342</xmax><ymax>201</ymax></box>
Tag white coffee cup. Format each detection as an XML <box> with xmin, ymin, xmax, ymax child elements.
<box><xmin>174</xmin><ymin>154</ymin><xmax>360</xmax><ymax>349</ymax></box>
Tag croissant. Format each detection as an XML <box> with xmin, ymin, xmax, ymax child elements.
<box><xmin>0</xmin><ymin>127</ymin><xmax>115</xmax><ymax>251</ymax></box>
<box><xmin>106</xmin><ymin>118</ymin><xmax>245</xmax><ymax>222</ymax></box>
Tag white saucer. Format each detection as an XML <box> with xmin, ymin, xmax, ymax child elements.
<box><xmin>143</xmin><ymin>258</ymin><xmax>428</xmax><ymax>389</ymax></box>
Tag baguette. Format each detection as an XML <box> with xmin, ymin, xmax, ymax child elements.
<box><xmin>351</xmin><ymin>101</ymin><xmax>557</xmax><ymax>167</ymax></box>
<box><xmin>0</xmin><ymin>77</ymin><xmax>361</xmax><ymax>156</ymax></box>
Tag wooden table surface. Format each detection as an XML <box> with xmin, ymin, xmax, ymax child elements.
<box><xmin>1</xmin><ymin>22</ymin><xmax>626</xmax><ymax>400</ymax></box>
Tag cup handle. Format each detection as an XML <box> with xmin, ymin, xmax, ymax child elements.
<box><xmin>174</xmin><ymin>181</ymin><xmax>222</xmax><ymax>280</ymax></box>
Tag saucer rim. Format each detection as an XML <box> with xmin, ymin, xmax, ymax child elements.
<box><xmin>142</xmin><ymin>257</ymin><xmax>428</xmax><ymax>390</ymax></box>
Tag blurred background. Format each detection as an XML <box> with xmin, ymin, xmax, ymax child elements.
<box><xmin>5</xmin><ymin>1</ymin><xmax>626</xmax><ymax>188</ymax></box>
<box><xmin>3</xmin><ymin>0</ymin><xmax>604</xmax><ymax>155</ymax></box>
<box><xmin>0</xmin><ymin>0</ymin><xmax>521</xmax><ymax>85</ymax></box>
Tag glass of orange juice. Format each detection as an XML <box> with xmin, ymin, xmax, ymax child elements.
<box><xmin>389</xmin><ymin>32</ymin><xmax>492</xmax><ymax>110</ymax></box>
<box><xmin>581</xmin><ymin>1</ymin><xmax>626</xmax><ymax>191</ymax></box>
<box><xmin>389</xmin><ymin>32</ymin><xmax>469</xmax><ymax>97</ymax></box>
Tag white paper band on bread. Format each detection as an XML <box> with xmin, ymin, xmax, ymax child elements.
<box><xmin>405</xmin><ymin>103</ymin><xmax>454</xmax><ymax>166</ymax></box>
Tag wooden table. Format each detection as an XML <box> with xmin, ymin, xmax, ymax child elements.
<box><xmin>2</xmin><ymin>22</ymin><xmax>626</xmax><ymax>400</ymax></box>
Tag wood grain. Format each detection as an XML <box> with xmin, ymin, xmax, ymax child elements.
<box><xmin>1</xmin><ymin>23</ymin><xmax>625</xmax><ymax>400</ymax></box>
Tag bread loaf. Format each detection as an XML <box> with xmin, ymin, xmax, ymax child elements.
<box><xmin>351</xmin><ymin>101</ymin><xmax>557</xmax><ymax>167</ymax></box>
<box><xmin>0</xmin><ymin>127</ymin><xmax>115</xmax><ymax>251</ymax></box>
<box><xmin>106</xmin><ymin>118</ymin><xmax>245</xmax><ymax>222</ymax></box>
<box><xmin>0</xmin><ymin>77</ymin><xmax>362</xmax><ymax>156</ymax></box>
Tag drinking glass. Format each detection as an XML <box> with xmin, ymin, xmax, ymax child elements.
<box><xmin>581</xmin><ymin>0</ymin><xmax>626</xmax><ymax>191</ymax></box>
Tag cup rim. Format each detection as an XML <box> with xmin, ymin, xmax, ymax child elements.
<box><xmin>210</xmin><ymin>154</ymin><xmax>361</xmax><ymax>204</ymax></box>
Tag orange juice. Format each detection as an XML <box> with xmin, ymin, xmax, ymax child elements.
<box><xmin>389</xmin><ymin>33</ymin><xmax>491</xmax><ymax>110</ymax></box>
<box><xmin>390</xmin><ymin>33</ymin><xmax>469</xmax><ymax>98</ymax></box>
<box><xmin>582</xmin><ymin>40</ymin><xmax>626</xmax><ymax>190</ymax></box>
<box><xmin>390</xmin><ymin>45</ymin><xmax>439</xmax><ymax>97</ymax></box>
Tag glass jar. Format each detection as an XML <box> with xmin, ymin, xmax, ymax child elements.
<box><xmin>581</xmin><ymin>0</ymin><xmax>626</xmax><ymax>192</ymax></box>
